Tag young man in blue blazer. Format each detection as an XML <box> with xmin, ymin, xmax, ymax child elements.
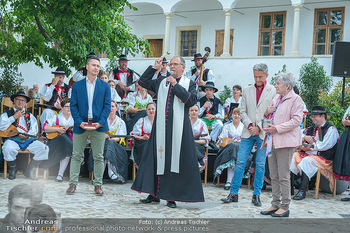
<box><xmin>66</xmin><ymin>56</ymin><xmax>111</xmax><ymax>195</ymax></box>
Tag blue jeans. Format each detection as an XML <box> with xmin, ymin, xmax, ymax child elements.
<box><xmin>230</xmin><ymin>136</ymin><xmax>267</xmax><ymax>195</ymax></box>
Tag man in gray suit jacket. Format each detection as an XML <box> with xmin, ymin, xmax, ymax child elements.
<box><xmin>221</xmin><ymin>63</ymin><xmax>276</xmax><ymax>206</ymax></box>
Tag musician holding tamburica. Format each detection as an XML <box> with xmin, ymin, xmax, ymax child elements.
<box><xmin>186</xmin><ymin>51</ymin><xmax>214</xmax><ymax>98</ymax></box>
<box><xmin>0</xmin><ymin>91</ymin><xmax>49</xmax><ymax>180</ymax></box>
<box><xmin>110</xmin><ymin>54</ymin><xmax>138</xmax><ymax>99</ymax></box>
<box><xmin>41</xmin><ymin>98</ymin><xmax>73</xmax><ymax>182</ymax></box>
<box><xmin>213</xmin><ymin>108</ymin><xmax>244</xmax><ymax>190</ymax></box>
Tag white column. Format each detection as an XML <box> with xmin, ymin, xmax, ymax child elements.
<box><xmin>163</xmin><ymin>12</ymin><xmax>173</xmax><ymax>59</ymax></box>
<box><xmin>290</xmin><ymin>4</ymin><xmax>302</xmax><ymax>56</ymax></box>
<box><xmin>221</xmin><ymin>8</ymin><xmax>233</xmax><ymax>58</ymax></box>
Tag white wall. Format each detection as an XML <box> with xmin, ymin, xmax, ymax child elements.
<box><xmin>19</xmin><ymin>55</ymin><xmax>342</xmax><ymax>97</ymax></box>
<box><xmin>126</xmin><ymin>0</ymin><xmax>350</xmax><ymax>57</ymax></box>
<box><xmin>18</xmin><ymin>0</ymin><xmax>348</xmax><ymax>93</ymax></box>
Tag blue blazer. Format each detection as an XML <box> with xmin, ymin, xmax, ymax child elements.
<box><xmin>70</xmin><ymin>77</ymin><xmax>111</xmax><ymax>134</ymax></box>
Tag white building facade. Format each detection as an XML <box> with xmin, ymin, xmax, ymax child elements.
<box><xmin>20</xmin><ymin>0</ymin><xmax>349</xmax><ymax>92</ymax></box>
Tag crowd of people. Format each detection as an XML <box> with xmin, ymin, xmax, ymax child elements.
<box><xmin>1</xmin><ymin>53</ymin><xmax>350</xmax><ymax>218</ymax></box>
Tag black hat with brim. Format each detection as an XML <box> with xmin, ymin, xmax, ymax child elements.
<box><xmin>162</xmin><ymin>57</ymin><xmax>168</xmax><ymax>63</ymax></box>
<box><xmin>308</xmin><ymin>105</ymin><xmax>327</xmax><ymax>116</ymax></box>
<box><xmin>11</xmin><ymin>90</ymin><xmax>31</xmax><ymax>102</ymax></box>
<box><xmin>201</xmin><ymin>81</ymin><xmax>218</xmax><ymax>93</ymax></box>
<box><xmin>118</xmin><ymin>54</ymin><xmax>130</xmax><ymax>61</ymax></box>
<box><xmin>192</xmin><ymin>53</ymin><xmax>203</xmax><ymax>61</ymax></box>
<box><xmin>51</xmin><ymin>67</ymin><xmax>66</xmax><ymax>75</ymax></box>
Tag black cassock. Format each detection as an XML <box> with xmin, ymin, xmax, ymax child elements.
<box><xmin>131</xmin><ymin>66</ymin><xmax>204</xmax><ymax>202</ymax></box>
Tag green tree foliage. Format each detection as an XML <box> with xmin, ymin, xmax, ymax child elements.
<box><xmin>0</xmin><ymin>0</ymin><xmax>150</xmax><ymax>73</ymax></box>
<box><xmin>218</xmin><ymin>85</ymin><xmax>232</xmax><ymax>103</ymax></box>
<box><xmin>318</xmin><ymin>78</ymin><xmax>350</xmax><ymax>134</ymax></box>
<box><xmin>270</xmin><ymin>64</ymin><xmax>287</xmax><ymax>86</ymax></box>
<box><xmin>299</xmin><ymin>56</ymin><xmax>333</xmax><ymax>127</ymax></box>
<box><xmin>0</xmin><ymin>62</ymin><xmax>23</xmax><ymax>103</ymax></box>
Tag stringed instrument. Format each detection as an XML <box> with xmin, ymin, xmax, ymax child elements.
<box><xmin>35</xmin><ymin>103</ymin><xmax>60</xmax><ymax>112</ymax></box>
<box><xmin>109</xmin><ymin>134</ymin><xmax>136</xmax><ymax>139</ymax></box>
<box><xmin>199</xmin><ymin>47</ymin><xmax>211</xmax><ymax>82</ymax></box>
<box><xmin>220</xmin><ymin>137</ymin><xmax>235</xmax><ymax>148</ymax></box>
<box><xmin>0</xmin><ymin>125</ymin><xmax>47</xmax><ymax>142</ymax></box>
<box><xmin>105</xmin><ymin>131</ymin><xmax>136</xmax><ymax>139</ymax></box>
<box><xmin>193</xmin><ymin>133</ymin><xmax>208</xmax><ymax>140</ymax></box>
<box><xmin>46</xmin><ymin>125</ymin><xmax>73</xmax><ymax>140</ymax></box>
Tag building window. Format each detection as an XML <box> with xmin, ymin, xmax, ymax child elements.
<box><xmin>175</xmin><ymin>26</ymin><xmax>201</xmax><ymax>57</ymax></box>
<box><xmin>180</xmin><ymin>30</ymin><xmax>197</xmax><ymax>57</ymax></box>
<box><xmin>258</xmin><ymin>11</ymin><xmax>286</xmax><ymax>56</ymax></box>
<box><xmin>313</xmin><ymin>7</ymin><xmax>344</xmax><ymax>55</ymax></box>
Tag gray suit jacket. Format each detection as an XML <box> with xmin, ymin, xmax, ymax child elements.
<box><xmin>240</xmin><ymin>83</ymin><xmax>276</xmax><ymax>140</ymax></box>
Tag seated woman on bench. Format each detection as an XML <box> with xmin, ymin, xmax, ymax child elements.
<box><xmin>189</xmin><ymin>105</ymin><xmax>210</xmax><ymax>172</ymax></box>
<box><xmin>130</xmin><ymin>102</ymin><xmax>156</xmax><ymax>168</ymax></box>
<box><xmin>213</xmin><ymin>108</ymin><xmax>244</xmax><ymax>190</ymax></box>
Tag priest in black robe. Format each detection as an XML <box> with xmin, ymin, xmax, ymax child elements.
<box><xmin>131</xmin><ymin>56</ymin><xmax>204</xmax><ymax>208</ymax></box>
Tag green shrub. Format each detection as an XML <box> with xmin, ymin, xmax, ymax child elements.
<box><xmin>0</xmin><ymin>61</ymin><xmax>23</xmax><ymax>104</ymax></box>
<box><xmin>218</xmin><ymin>85</ymin><xmax>232</xmax><ymax>103</ymax></box>
<box><xmin>318</xmin><ymin>78</ymin><xmax>350</xmax><ymax>134</ymax></box>
<box><xmin>299</xmin><ymin>56</ymin><xmax>333</xmax><ymax>127</ymax></box>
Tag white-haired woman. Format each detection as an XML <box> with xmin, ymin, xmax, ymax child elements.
<box><xmin>261</xmin><ymin>72</ymin><xmax>304</xmax><ymax>217</ymax></box>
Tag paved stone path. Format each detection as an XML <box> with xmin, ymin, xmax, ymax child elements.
<box><xmin>1</xmin><ymin>174</ymin><xmax>350</xmax><ymax>219</ymax></box>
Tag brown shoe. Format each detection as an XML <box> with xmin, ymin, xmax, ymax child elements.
<box><xmin>94</xmin><ymin>186</ymin><xmax>104</xmax><ymax>196</ymax></box>
<box><xmin>66</xmin><ymin>184</ymin><xmax>76</xmax><ymax>195</ymax></box>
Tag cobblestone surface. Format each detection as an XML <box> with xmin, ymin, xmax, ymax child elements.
<box><xmin>1</xmin><ymin>173</ymin><xmax>350</xmax><ymax>219</ymax></box>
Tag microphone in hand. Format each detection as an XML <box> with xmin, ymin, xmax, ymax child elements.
<box><xmin>166</xmin><ymin>71</ymin><xmax>174</xmax><ymax>87</ymax></box>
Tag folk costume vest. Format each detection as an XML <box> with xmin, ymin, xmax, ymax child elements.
<box><xmin>191</xmin><ymin>68</ymin><xmax>209</xmax><ymax>83</ymax></box>
<box><xmin>113</xmin><ymin>68</ymin><xmax>134</xmax><ymax>98</ymax></box>
<box><xmin>306</xmin><ymin>121</ymin><xmax>337</xmax><ymax>160</ymax></box>
<box><xmin>7</xmin><ymin>109</ymin><xmax>31</xmax><ymax>132</ymax></box>
<box><xmin>199</xmin><ymin>95</ymin><xmax>222</xmax><ymax>117</ymax></box>
<box><xmin>6</xmin><ymin>109</ymin><xmax>35</xmax><ymax>150</ymax></box>
<box><xmin>45</xmin><ymin>83</ymin><xmax>70</xmax><ymax>106</ymax></box>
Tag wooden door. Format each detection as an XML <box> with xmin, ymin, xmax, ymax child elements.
<box><xmin>215</xmin><ymin>29</ymin><xmax>234</xmax><ymax>56</ymax></box>
<box><xmin>147</xmin><ymin>39</ymin><xmax>163</xmax><ymax>57</ymax></box>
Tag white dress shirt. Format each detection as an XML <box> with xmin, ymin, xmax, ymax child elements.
<box><xmin>86</xmin><ymin>77</ymin><xmax>97</xmax><ymax>119</ymax></box>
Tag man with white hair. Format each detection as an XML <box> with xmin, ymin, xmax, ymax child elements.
<box><xmin>221</xmin><ymin>63</ymin><xmax>276</xmax><ymax>207</ymax></box>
